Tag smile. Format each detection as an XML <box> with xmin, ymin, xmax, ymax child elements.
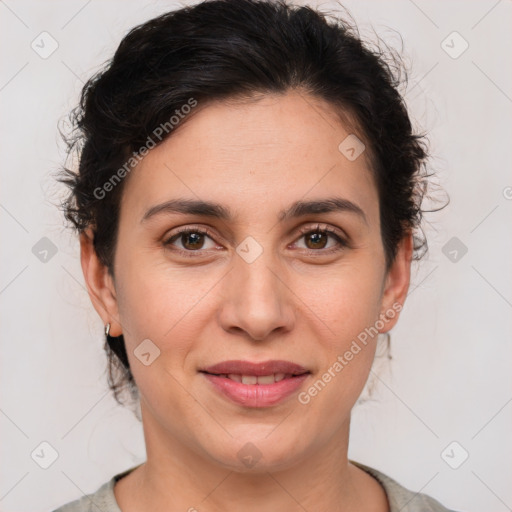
<box><xmin>199</xmin><ymin>360</ymin><xmax>311</xmax><ymax>407</ymax></box>
<box><xmin>210</xmin><ymin>373</ymin><xmax>292</xmax><ymax>384</ymax></box>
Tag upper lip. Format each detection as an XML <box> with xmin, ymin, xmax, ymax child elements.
<box><xmin>200</xmin><ymin>360</ymin><xmax>310</xmax><ymax>376</ymax></box>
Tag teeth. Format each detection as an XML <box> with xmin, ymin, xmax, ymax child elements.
<box><xmin>257</xmin><ymin>374</ymin><xmax>275</xmax><ymax>385</ymax></box>
<box><xmin>223</xmin><ymin>373</ymin><xmax>290</xmax><ymax>385</ymax></box>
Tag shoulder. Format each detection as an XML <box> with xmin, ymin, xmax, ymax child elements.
<box><xmin>51</xmin><ymin>480</ymin><xmax>116</xmax><ymax>512</ymax></box>
<box><xmin>350</xmin><ymin>460</ymin><xmax>463</xmax><ymax>512</ymax></box>
<box><xmin>51</xmin><ymin>465</ymin><xmax>140</xmax><ymax>512</ymax></box>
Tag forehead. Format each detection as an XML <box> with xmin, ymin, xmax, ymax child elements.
<box><xmin>119</xmin><ymin>91</ymin><xmax>378</xmax><ymax>225</ymax></box>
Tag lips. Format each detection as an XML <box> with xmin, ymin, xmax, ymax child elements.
<box><xmin>200</xmin><ymin>360</ymin><xmax>309</xmax><ymax>377</ymax></box>
<box><xmin>200</xmin><ymin>360</ymin><xmax>311</xmax><ymax>407</ymax></box>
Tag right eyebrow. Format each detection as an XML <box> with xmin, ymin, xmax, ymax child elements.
<box><xmin>141</xmin><ymin>199</ymin><xmax>232</xmax><ymax>224</ymax></box>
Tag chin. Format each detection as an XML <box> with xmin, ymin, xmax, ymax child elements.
<box><xmin>204</xmin><ymin>430</ymin><xmax>308</xmax><ymax>474</ymax></box>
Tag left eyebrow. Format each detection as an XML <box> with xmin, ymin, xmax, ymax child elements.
<box><xmin>278</xmin><ymin>197</ymin><xmax>368</xmax><ymax>225</ymax></box>
<box><xmin>140</xmin><ymin>197</ymin><xmax>368</xmax><ymax>225</ymax></box>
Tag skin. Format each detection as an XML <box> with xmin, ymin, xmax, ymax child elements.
<box><xmin>80</xmin><ymin>90</ymin><xmax>412</xmax><ymax>512</ymax></box>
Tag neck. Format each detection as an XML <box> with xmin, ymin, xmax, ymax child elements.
<box><xmin>115</xmin><ymin>401</ymin><xmax>389</xmax><ymax>512</ymax></box>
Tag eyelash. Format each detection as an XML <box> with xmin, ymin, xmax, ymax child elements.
<box><xmin>163</xmin><ymin>224</ymin><xmax>348</xmax><ymax>258</ymax></box>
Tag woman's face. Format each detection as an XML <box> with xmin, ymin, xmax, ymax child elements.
<box><xmin>82</xmin><ymin>91</ymin><xmax>411</xmax><ymax>472</ymax></box>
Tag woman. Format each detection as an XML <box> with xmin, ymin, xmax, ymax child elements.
<box><xmin>54</xmin><ymin>0</ymin><xmax>457</xmax><ymax>510</ymax></box>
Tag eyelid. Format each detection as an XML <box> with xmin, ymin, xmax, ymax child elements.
<box><xmin>293</xmin><ymin>223</ymin><xmax>348</xmax><ymax>242</ymax></box>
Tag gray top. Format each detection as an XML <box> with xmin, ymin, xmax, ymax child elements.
<box><xmin>52</xmin><ymin>460</ymin><xmax>459</xmax><ymax>512</ymax></box>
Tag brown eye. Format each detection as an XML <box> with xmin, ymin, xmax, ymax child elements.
<box><xmin>293</xmin><ymin>226</ymin><xmax>348</xmax><ymax>253</ymax></box>
<box><xmin>181</xmin><ymin>232</ymin><xmax>205</xmax><ymax>250</ymax></box>
<box><xmin>304</xmin><ymin>231</ymin><xmax>329</xmax><ymax>250</ymax></box>
<box><xmin>164</xmin><ymin>228</ymin><xmax>217</xmax><ymax>251</ymax></box>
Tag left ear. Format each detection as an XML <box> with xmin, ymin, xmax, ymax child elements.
<box><xmin>378</xmin><ymin>232</ymin><xmax>413</xmax><ymax>333</ymax></box>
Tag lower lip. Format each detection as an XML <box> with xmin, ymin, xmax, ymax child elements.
<box><xmin>201</xmin><ymin>373</ymin><xmax>310</xmax><ymax>407</ymax></box>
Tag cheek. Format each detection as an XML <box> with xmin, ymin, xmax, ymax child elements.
<box><xmin>291</xmin><ymin>262</ymin><xmax>384</xmax><ymax>402</ymax></box>
<box><xmin>113</xmin><ymin>261</ymin><xmax>214</xmax><ymax>412</ymax></box>
<box><xmin>294</xmin><ymin>262</ymin><xmax>384</xmax><ymax>341</ymax></box>
<box><xmin>115</xmin><ymin>254</ymin><xmax>221</xmax><ymax>352</ymax></box>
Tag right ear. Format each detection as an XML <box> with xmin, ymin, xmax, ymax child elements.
<box><xmin>79</xmin><ymin>227</ymin><xmax>123</xmax><ymax>337</ymax></box>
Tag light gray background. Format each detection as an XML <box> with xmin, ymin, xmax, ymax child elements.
<box><xmin>1</xmin><ymin>1</ymin><xmax>511</xmax><ymax>511</ymax></box>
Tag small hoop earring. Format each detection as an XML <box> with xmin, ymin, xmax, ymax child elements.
<box><xmin>103</xmin><ymin>322</ymin><xmax>130</xmax><ymax>369</ymax></box>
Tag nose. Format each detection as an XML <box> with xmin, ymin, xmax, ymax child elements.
<box><xmin>217</xmin><ymin>252</ymin><xmax>295</xmax><ymax>342</ymax></box>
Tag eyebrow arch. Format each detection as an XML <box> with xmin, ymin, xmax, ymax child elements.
<box><xmin>141</xmin><ymin>199</ymin><xmax>232</xmax><ymax>223</ymax></box>
<box><xmin>141</xmin><ymin>197</ymin><xmax>367</xmax><ymax>225</ymax></box>
<box><xmin>278</xmin><ymin>197</ymin><xmax>367</xmax><ymax>225</ymax></box>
